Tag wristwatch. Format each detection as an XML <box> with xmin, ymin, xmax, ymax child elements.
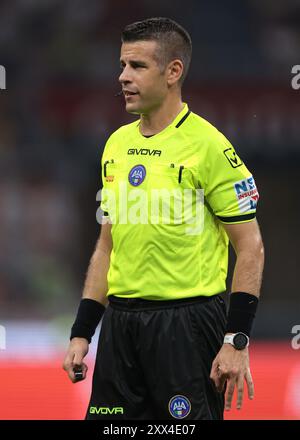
<box><xmin>223</xmin><ymin>332</ymin><xmax>249</xmax><ymax>350</ymax></box>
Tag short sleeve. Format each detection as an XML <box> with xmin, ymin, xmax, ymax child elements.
<box><xmin>204</xmin><ymin>132</ymin><xmax>259</xmax><ymax>224</ymax></box>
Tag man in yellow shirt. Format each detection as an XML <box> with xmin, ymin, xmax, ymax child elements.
<box><xmin>63</xmin><ymin>17</ymin><xmax>264</xmax><ymax>420</ymax></box>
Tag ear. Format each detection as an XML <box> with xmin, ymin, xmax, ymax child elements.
<box><xmin>166</xmin><ymin>59</ymin><xmax>184</xmax><ymax>86</ymax></box>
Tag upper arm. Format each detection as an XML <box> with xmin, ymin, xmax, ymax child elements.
<box><xmin>222</xmin><ymin>219</ymin><xmax>264</xmax><ymax>255</ymax></box>
<box><xmin>97</xmin><ymin>223</ymin><xmax>113</xmax><ymax>256</ymax></box>
<box><xmin>203</xmin><ymin>133</ymin><xmax>259</xmax><ymax>225</ymax></box>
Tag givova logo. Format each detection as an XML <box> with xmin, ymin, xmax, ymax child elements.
<box><xmin>234</xmin><ymin>176</ymin><xmax>259</xmax><ymax>212</ymax></box>
<box><xmin>89</xmin><ymin>406</ymin><xmax>124</xmax><ymax>415</ymax></box>
<box><xmin>168</xmin><ymin>395</ymin><xmax>191</xmax><ymax>419</ymax></box>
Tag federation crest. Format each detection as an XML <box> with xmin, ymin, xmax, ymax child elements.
<box><xmin>168</xmin><ymin>395</ymin><xmax>191</xmax><ymax>419</ymax></box>
<box><xmin>128</xmin><ymin>164</ymin><xmax>146</xmax><ymax>186</ymax></box>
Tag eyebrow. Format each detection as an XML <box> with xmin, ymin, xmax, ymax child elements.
<box><xmin>120</xmin><ymin>59</ymin><xmax>148</xmax><ymax>68</ymax></box>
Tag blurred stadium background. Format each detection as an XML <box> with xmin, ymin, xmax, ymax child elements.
<box><xmin>0</xmin><ymin>0</ymin><xmax>300</xmax><ymax>420</ymax></box>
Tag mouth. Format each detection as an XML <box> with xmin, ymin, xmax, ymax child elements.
<box><xmin>123</xmin><ymin>90</ymin><xmax>139</xmax><ymax>97</ymax></box>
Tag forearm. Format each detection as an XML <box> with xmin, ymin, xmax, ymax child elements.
<box><xmin>231</xmin><ymin>245</ymin><xmax>264</xmax><ymax>298</ymax></box>
<box><xmin>82</xmin><ymin>244</ymin><xmax>111</xmax><ymax>307</ymax></box>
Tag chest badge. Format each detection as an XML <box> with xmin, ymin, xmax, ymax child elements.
<box><xmin>128</xmin><ymin>164</ymin><xmax>146</xmax><ymax>186</ymax></box>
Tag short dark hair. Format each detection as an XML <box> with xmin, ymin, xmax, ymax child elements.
<box><xmin>121</xmin><ymin>17</ymin><xmax>192</xmax><ymax>84</ymax></box>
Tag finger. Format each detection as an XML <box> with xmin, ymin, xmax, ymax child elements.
<box><xmin>225</xmin><ymin>377</ymin><xmax>236</xmax><ymax>410</ymax></box>
<box><xmin>210</xmin><ymin>363</ymin><xmax>221</xmax><ymax>389</ymax></box>
<box><xmin>245</xmin><ymin>369</ymin><xmax>254</xmax><ymax>400</ymax></box>
<box><xmin>73</xmin><ymin>351</ymin><xmax>84</xmax><ymax>367</ymax></box>
<box><xmin>210</xmin><ymin>359</ymin><xmax>219</xmax><ymax>376</ymax></box>
<box><xmin>209</xmin><ymin>361</ymin><xmax>218</xmax><ymax>380</ymax></box>
<box><xmin>64</xmin><ymin>357</ymin><xmax>79</xmax><ymax>383</ymax></box>
<box><xmin>216</xmin><ymin>365</ymin><xmax>231</xmax><ymax>392</ymax></box>
<box><xmin>236</xmin><ymin>375</ymin><xmax>244</xmax><ymax>410</ymax></box>
<box><xmin>211</xmin><ymin>364</ymin><xmax>230</xmax><ymax>393</ymax></box>
<box><xmin>217</xmin><ymin>373</ymin><xmax>227</xmax><ymax>394</ymax></box>
<box><xmin>62</xmin><ymin>352</ymin><xmax>75</xmax><ymax>372</ymax></box>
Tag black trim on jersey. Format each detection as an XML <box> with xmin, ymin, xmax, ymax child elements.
<box><xmin>103</xmin><ymin>160</ymin><xmax>109</xmax><ymax>177</ymax></box>
<box><xmin>175</xmin><ymin>110</ymin><xmax>191</xmax><ymax>128</ymax></box>
<box><xmin>217</xmin><ymin>213</ymin><xmax>256</xmax><ymax>223</ymax></box>
<box><xmin>178</xmin><ymin>165</ymin><xmax>184</xmax><ymax>183</ymax></box>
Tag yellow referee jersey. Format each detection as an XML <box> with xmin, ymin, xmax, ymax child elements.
<box><xmin>99</xmin><ymin>103</ymin><xmax>259</xmax><ymax>300</ymax></box>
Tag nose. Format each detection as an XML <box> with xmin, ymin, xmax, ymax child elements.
<box><xmin>119</xmin><ymin>66</ymin><xmax>131</xmax><ymax>84</ymax></box>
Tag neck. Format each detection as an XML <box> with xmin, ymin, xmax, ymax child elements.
<box><xmin>139</xmin><ymin>94</ymin><xmax>184</xmax><ymax>136</ymax></box>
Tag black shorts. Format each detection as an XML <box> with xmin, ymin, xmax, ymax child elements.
<box><xmin>86</xmin><ymin>293</ymin><xmax>227</xmax><ymax>420</ymax></box>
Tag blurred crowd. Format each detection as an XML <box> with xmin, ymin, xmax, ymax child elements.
<box><xmin>0</xmin><ymin>0</ymin><xmax>299</xmax><ymax>322</ymax></box>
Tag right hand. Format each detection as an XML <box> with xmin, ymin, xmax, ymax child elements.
<box><xmin>210</xmin><ymin>344</ymin><xmax>254</xmax><ymax>410</ymax></box>
<box><xmin>62</xmin><ymin>337</ymin><xmax>89</xmax><ymax>383</ymax></box>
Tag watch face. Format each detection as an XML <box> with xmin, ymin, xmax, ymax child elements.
<box><xmin>233</xmin><ymin>333</ymin><xmax>248</xmax><ymax>350</ymax></box>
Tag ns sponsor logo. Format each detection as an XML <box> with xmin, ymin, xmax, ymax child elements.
<box><xmin>234</xmin><ymin>176</ymin><xmax>259</xmax><ymax>211</ymax></box>
<box><xmin>89</xmin><ymin>406</ymin><xmax>124</xmax><ymax>415</ymax></box>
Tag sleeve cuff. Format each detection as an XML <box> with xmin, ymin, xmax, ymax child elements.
<box><xmin>217</xmin><ymin>212</ymin><xmax>256</xmax><ymax>224</ymax></box>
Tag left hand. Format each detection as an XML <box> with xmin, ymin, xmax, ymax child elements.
<box><xmin>209</xmin><ymin>344</ymin><xmax>254</xmax><ymax>410</ymax></box>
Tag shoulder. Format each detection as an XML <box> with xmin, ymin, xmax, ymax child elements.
<box><xmin>101</xmin><ymin>120</ymin><xmax>139</xmax><ymax>157</ymax></box>
<box><xmin>182</xmin><ymin>111</ymin><xmax>232</xmax><ymax>160</ymax></box>
<box><xmin>107</xmin><ymin>119</ymin><xmax>139</xmax><ymax>143</ymax></box>
<box><xmin>186</xmin><ymin>111</ymin><xmax>227</xmax><ymax>144</ymax></box>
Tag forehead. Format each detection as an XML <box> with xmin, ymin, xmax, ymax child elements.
<box><xmin>120</xmin><ymin>40</ymin><xmax>159</xmax><ymax>63</ymax></box>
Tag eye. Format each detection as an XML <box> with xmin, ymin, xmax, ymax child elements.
<box><xmin>130</xmin><ymin>61</ymin><xmax>147</xmax><ymax>69</ymax></box>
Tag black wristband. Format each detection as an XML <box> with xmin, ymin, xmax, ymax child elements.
<box><xmin>70</xmin><ymin>298</ymin><xmax>106</xmax><ymax>343</ymax></box>
<box><xmin>225</xmin><ymin>292</ymin><xmax>259</xmax><ymax>337</ymax></box>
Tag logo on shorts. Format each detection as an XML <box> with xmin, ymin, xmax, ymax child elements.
<box><xmin>128</xmin><ymin>164</ymin><xmax>146</xmax><ymax>186</ymax></box>
<box><xmin>89</xmin><ymin>406</ymin><xmax>124</xmax><ymax>415</ymax></box>
<box><xmin>168</xmin><ymin>395</ymin><xmax>191</xmax><ymax>419</ymax></box>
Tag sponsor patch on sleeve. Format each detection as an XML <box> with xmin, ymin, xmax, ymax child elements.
<box><xmin>234</xmin><ymin>176</ymin><xmax>259</xmax><ymax>212</ymax></box>
<box><xmin>223</xmin><ymin>147</ymin><xmax>243</xmax><ymax>168</ymax></box>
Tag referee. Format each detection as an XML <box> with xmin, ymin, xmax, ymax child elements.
<box><xmin>63</xmin><ymin>17</ymin><xmax>264</xmax><ymax>420</ymax></box>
